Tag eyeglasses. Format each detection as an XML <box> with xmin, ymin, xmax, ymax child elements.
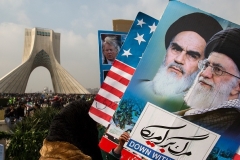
<box><xmin>198</xmin><ymin>59</ymin><xmax>240</xmax><ymax>79</ymax></box>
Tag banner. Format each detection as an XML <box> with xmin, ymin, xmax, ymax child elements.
<box><xmin>89</xmin><ymin>12</ymin><xmax>159</xmax><ymax>127</ymax></box>
<box><xmin>125</xmin><ymin>103</ymin><xmax>220</xmax><ymax>160</ymax></box>
<box><xmin>99</xmin><ymin>1</ymin><xmax>240</xmax><ymax>159</ymax></box>
<box><xmin>98</xmin><ymin>31</ymin><xmax>127</xmax><ymax>84</ymax></box>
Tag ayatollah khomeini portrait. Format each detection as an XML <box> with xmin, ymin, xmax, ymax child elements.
<box><xmin>134</xmin><ymin>12</ymin><xmax>222</xmax><ymax>112</ymax></box>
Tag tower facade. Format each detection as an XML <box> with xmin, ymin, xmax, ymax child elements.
<box><xmin>0</xmin><ymin>28</ymin><xmax>89</xmax><ymax>94</ymax></box>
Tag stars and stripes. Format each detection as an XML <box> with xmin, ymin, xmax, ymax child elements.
<box><xmin>134</xmin><ymin>33</ymin><xmax>146</xmax><ymax>45</ymax></box>
<box><xmin>122</xmin><ymin>49</ymin><xmax>132</xmax><ymax>57</ymax></box>
<box><xmin>234</xmin><ymin>147</ymin><xmax>240</xmax><ymax>160</ymax></box>
<box><xmin>89</xmin><ymin>60</ymin><xmax>135</xmax><ymax>126</ymax></box>
<box><xmin>137</xmin><ymin>19</ymin><xmax>146</xmax><ymax>27</ymax></box>
<box><xmin>89</xmin><ymin>12</ymin><xmax>159</xmax><ymax>127</ymax></box>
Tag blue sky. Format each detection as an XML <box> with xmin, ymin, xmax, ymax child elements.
<box><xmin>0</xmin><ymin>0</ymin><xmax>240</xmax><ymax>93</ymax></box>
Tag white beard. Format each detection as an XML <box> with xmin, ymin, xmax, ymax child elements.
<box><xmin>151</xmin><ymin>62</ymin><xmax>199</xmax><ymax>97</ymax></box>
<box><xmin>184</xmin><ymin>74</ymin><xmax>238</xmax><ymax>110</ymax></box>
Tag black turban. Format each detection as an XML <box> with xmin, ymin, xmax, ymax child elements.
<box><xmin>205</xmin><ymin>28</ymin><xmax>240</xmax><ymax>70</ymax></box>
<box><xmin>165</xmin><ymin>12</ymin><xmax>223</xmax><ymax>49</ymax></box>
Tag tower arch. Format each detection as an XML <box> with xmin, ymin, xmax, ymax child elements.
<box><xmin>0</xmin><ymin>28</ymin><xmax>89</xmax><ymax>94</ymax></box>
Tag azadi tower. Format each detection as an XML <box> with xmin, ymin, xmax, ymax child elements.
<box><xmin>0</xmin><ymin>28</ymin><xmax>89</xmax><ymax>94</ymax></box>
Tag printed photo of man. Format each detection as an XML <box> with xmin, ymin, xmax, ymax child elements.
<box><xmin>139</xmin><ymin>13</ymin><xmax>223</xmax><ymax>98</ymax></box>
<box><xmin>178</xmin><ymin>28</ymin><xmax>240</xmax><ymax>138</ymax></box>
<box><xmin>112</xmin><ymin>12</ymin><xmax>223</xmax><ymax>131</ymax></box>
<box><xmin>102</xmin><ymin>36</ymin><xmax>120</xmax><ymax>65</ymax></box>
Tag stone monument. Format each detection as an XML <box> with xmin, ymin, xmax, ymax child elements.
<box><xmin>0</xmin><ymin>28</ymin><xmax>89</xmax><ymax>94</ymax></box>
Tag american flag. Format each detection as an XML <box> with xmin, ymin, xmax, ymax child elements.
<box><xmin>234</xmin><ymin>147</ymin><xmax>240</xmax><ymax>160</ymax></box>
<box><xmin>89</xmin><ymin>12</ymin><xmax>159</xmax><ymax>127</ymax></box>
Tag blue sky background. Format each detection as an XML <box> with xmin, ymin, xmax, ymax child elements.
<box><xmin>0</xmin><ymin>0</ymin><xmax>240</xmax><ymax>92</ymax></box>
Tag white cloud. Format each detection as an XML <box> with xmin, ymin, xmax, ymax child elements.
<box><xmin>17</xmin><ymin>10</ymin><xmax>31</xmax><ymax>26</ymax></box>
<box><xmin>116</xmin><ymin>0</ymin><xmax>167</xmax><ymax>20</ymax></box>
<box><xmin>0</xmin><ymin>23</ymin><xmax>25</xmax><ymax>76</ymax></box>
<box><xmin>0</xmin><ymin>0</ymin><xmax>23</xmax><ymax>9</ymax></box>
<box><xmin>181</xmin><ymin>0</ymin><xmax>240</xmax><ymax>24</ymax></box>
<box><xmin>58</xmin><ymin>30</ymin><xmax>99</xmax><ymax>89</ymax></box>
<box><xmin>26</xmin><ymin>67</ymin><xmax>53</xmax><ymax>93</ymax></box>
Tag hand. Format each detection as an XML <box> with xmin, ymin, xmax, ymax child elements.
<box><xmin>113</xmin><ymin>132</ymin><xmax>130</xmax><ymax>155</ymax></box>
<box><xmin>118</xmin><ymin>132</ymin><xmax>130</xmax><ymax>147</ymax></box>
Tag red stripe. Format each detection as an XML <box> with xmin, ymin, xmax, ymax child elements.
<box><xmin>107</xmin><ymin>70</ymin><xmax>130</xmax><ymax>86</ymax></box>
<box><xmin>113</xmin><ymin>60</ymin><xmax>135</xmax><ymax>75</ymax></box>
<box><xmin>95</xmin><ymin>94</ymin><xmax>118</xmax><ymax>110</ymax></box>
<box><xmin>234</xmin><ymin>154</ymin><xmax>240</xmax><ymax>160</ymax></box>
<box><xmin>122</xmin><ymin>149</ymin><xmax>142</xmax><ymax>160</ymax></box>
<box><xmin>101</xmin><ymin>82</ymin><xmax>123</xmax><ymax>98</ymax></box>
<box><xmin>99</xmin><ymin>136</ymin><xmax>117</xmax><ymax>152</ymax></box>
<box><xmin>99</xmin><ymin>137</ymin><xmax>141</xmax><ymax>160</ymax></box>
<box><xmin>89</xmin><ymin>107</ymin><xmax>112</xmax><ymax>122</ymax></box>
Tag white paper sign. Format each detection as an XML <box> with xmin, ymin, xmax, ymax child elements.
<box><xmin>125</xmin><ymin>102</ymin><xmax>220</xmax><ymax>160</ymax></box>
<box><xmin>107</xmin><ymin>124</ymin><xmax>125</xmax><ymax>138</ymax></box>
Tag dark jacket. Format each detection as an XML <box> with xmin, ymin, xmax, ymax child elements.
<box><xmin>51</xmin><ymin>100</ymin><xmax>61</xmax><ymax>109</ymax></box>
<box><xmin>15</xmin><ymin>106</ymin><xmax>25</xmax><ymax>119</ymax></box>
<box><xmin>4</xmin><ymin>107</ymin><xmax>16</xmax><ymax>118</ymax></box>
<box><xmin>46</xmin><ymin>100</ymin><xmax>103</xmax><ymax>160</ymax></box>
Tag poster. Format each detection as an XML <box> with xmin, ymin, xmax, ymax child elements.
<box><xmin>125</xmin><ymin>103</ymin><xmax>220</xmax><ymax>160</ymax></box>
<box><xmin>90</xmin><ymin>12</ymin><xmax>159</xmax><ymax>127</ymax></box>
<box><xmin>98</xmin><ymin>31</ymin><xmax>127</xmax><ymax>84</ymax></box>
<box><xmin>99</xmin><ymin>1</ymin><xmax>240</xmax><ymax>160</ymax></box>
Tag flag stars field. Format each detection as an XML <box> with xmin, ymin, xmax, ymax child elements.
<box><xmin>122</xmin><ymin>49</ymin><xmax>132</xmax><ymax>57</ymax></box>
<box><xmin>137</xmin><ymin>19</ymin><xmax>146</xmax><ymax>27</ymax></box>
<box><xmin>149</xmin><ymin>22</ymin><xmax>157</xmax><ymax>33</ymax></box>
<box><xmin>134</xmin><ymin>33</ymin><xmax>146</xmax><ymax>45</ymax></box>
<box><xmin>89</xmin><ymin>12</ymin><xmax>159</xmax><ymax>127</ymax></box>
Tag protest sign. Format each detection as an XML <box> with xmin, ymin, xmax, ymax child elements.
<box><xmin>96</xmin><ymin>1</ymin><xmax>240</xmax><ymax>159</ymax></box>
<box><xmin>98</xmin><ymin>31</ymin><xmax>127</xmax><ymax>84</ymax></box>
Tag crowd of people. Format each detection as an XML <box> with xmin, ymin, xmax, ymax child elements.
<box><xmin>2</xmin><ymin>93</ymin><xmax>95</xmax><ymax>130</ymax></box>
<box><xmin>1</xmin><ymin>93</ymin><xmax>95</xmax><ymax>108</ymax></box>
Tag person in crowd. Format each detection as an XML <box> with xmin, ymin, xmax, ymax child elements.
<box><xmin>176</xmin><ymin>28</ymin><xmax>240</xmax><ymax>138</ymax></box>
<box><xmin>102</xmin><ymin>36</ymin><xmax>120</xmax><ymax>65</ymax></box>
<box><xmin>4</xmin><ymin>105</ymin><xmax>16</xmax><ymax>129</ymax></box>
<box><xmin>27</xmin><ymin>103</ymin><xmax>41</xmax><ymax>116</ymax></box>
<box><xmin>15</xmin><ymin>102</ymin><xmax>26</xmax><ymax>121</ymax></box>
<box><xmin>51</xmin><ymin>96</ymin><xmax>62</xmax><ymax>109</ymax></box>
<box><xmin>39</xmin><ymin>99</ymin><xmax>103</xmax><ymax>160</ymax></box>
<box><xmin>39</xmin><ymin>97</ymin><xmax>44</xmax><ymax>107</ymax></box>
<box><xmin>42</xmin><ymin>98</ymin><xmax>49</xmax><ymax>108</ymax></box>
